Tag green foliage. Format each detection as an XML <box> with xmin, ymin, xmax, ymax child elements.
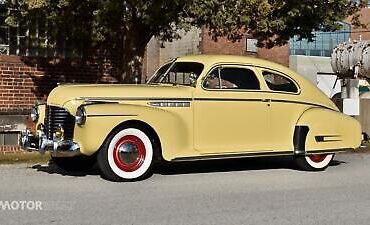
<box><xmin>4</xmin><ymin>0</ymin><xmax>367</xmax><ymax>82</ymax></box>
<box><xmin>186</xmin><ymin>0</ymin><xmax>368</xmax><ymax>47</ymax></box>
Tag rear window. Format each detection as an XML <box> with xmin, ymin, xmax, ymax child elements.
<box><xmin>262</xmin><ymin>71</ymin><xmax>298</xmax><ymax>93</ymax></box>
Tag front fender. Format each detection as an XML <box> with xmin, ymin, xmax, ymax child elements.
<box><xmin>73</xmin><ymin>103</ymin><xmax>195</xmax><ymax>160</ymax></box>
<box><xmin>296</xmin><ymin>107</ymin><xmax>361</xmax><ymax>151</ymax></box>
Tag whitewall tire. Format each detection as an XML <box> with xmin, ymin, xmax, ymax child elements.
<box><xmin>296</xmin><ymin>154</ymin><xmax>334</xmax><ymax>171</ymax></box>
<box><xmin>98</xmin><ymin>127</ymin><xmax>154</xmax><ymax>181</ymax></box>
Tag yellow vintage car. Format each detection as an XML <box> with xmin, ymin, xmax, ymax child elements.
<box><xmin>20</xmin><ymin>55</ymin><xmax>361</xmax><ymax>181</ymax></box>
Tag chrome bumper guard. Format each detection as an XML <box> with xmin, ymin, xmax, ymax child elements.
<box><xmin>360</xmin><ymin>132</ymin><xmax>369</xmax><ymax>149</ymax></box>
<box><xmin>20</xmin><ymin>129</ymin><xmax>80</xmax><ymax>156</ymax></box>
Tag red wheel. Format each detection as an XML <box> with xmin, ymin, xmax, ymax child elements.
<box><xmin>296</xmin><ymin>153</ymin><xmax>334</xmax><ymax>171</ymax></box>
<box><xmin>112</xmin><ymin>135</ymin><xmax>146</xmax><ymax>172</ymax></box>
<box><xmin>308</xmin><ymin>154</ymin><xmax>327</xmax><ymax>163</ymax></box>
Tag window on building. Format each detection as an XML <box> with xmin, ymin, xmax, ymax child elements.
<box><xmin>0</xmin><ymin>2</ymin><xmax>82</xmax><ymax>58</ymax></box>
<box><xmin>0</xmin><ymin>2</ymin><xmax>9</xmax><ymax>54</ymax></box>
<box><xmin>0</xmin><ymin>131</ymin><xmax>19</xmax><ymax>146</ymax></box>
<box><xmin>246</xmin><ymin>38</ymin><xmax>258</xmax><ymax>53</ymax></box>
<box><xmin>289</xmin><ymin>22</ymin><xmax>351</xmax><ymax>57</ymax></box>
<box><xmin>204</xmin><ymin>67</ymin><xmax>260</xmax><ymax>90</ymax></box>
<box><xmin>262</xmin><ymin>70</ymin><xmax>298</xmax><ymax>93</ymax></box>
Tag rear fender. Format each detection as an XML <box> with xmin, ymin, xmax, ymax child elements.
<box><xmin>295</xmin><ymin>107</ymin><xmax>361</xmax><ymax>152</ymax></box>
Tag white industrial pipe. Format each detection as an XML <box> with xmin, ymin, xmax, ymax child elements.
<box><xmin>331</xmin><ymin>41</ymin><xmax>370</xmax><ymax>79</ymax></box>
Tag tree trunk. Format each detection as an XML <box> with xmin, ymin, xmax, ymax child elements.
<box><xmin>119</xmin><ymin>33</ymin><xmax>151</xmax><ymax>84</ymax></box>
<box><xmin>122</xmin><ymin>51</ymin><xmax>145</xmax><ymax>84</ymax></box>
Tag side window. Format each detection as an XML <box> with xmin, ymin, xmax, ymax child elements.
<box><xmin>204</xmin><ymin>67</ymin><xmax>260</xmax><ymax>90</ymax></box>
<box><xmin>164</xmin><ymin>62</ymin><xmax>204</xmax><ymax>85</ymax></box>
<box><xmin>262</xmin><ymin>71</ymin><xmax>298</xmax><ymax>93</ymax></box>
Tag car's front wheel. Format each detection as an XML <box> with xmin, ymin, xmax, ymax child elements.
<box><xmin>97</xmin><ymin>127</ymin><xmax>154</xmax><ymax>182</ymax></box>
<box><xmin>295</xmin><ymin>154</ymin><xmax>334</xmax><ymax>171</ymax></box>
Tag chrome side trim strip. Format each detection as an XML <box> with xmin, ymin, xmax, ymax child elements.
<box><xmin>315</xmin><ymin>135</ymin><xmax>342</xmax><ymax>143</ymax></box>
<box><xmin>148</xmin><ymin>102</ymin><xmax>190</xmax><ymax>107</ymax></box>
<box><xmin>306</xmin><ymin>148</ymin><xmax>351</xmax><ymax>154</ymax></box>
<box><xmin>86</xmin><ymin>114</ymin><xmax>137</xmax><ymax>117</ymax></box>
<box><xmin>193</xmin><ymin>98</ymin><xmax>333</xmax><ymax>110</ymax></box>
<box><xmin>77</xmin><ymin>97</ymin><xmax>334</xmax><ymax>110</ymax></box>
<box><xmin>194</xmin><ymin>98</ymin><xmax>261</xmax><ymax>102</ymax></box>
<box><xmin>172</xmin><ymin>151</ymin><xmax>294</xmax><ymax>162</ymax></box>
<box><xmin>76</xmin><ymin>97</ymin><xmax>192</xmax><ymax>101</ymax></box>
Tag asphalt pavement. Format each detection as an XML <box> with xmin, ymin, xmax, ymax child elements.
<box><xmin>1</xmin><ymin>152</ymin><xmax>370</xmax><ymax>225</ymax></box>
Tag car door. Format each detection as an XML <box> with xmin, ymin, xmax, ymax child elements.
<box><xmin>193</xmin><ymin>65</ymin><xmax>273</xmax><ymax>154</ymax></box>
<box><xmin>258</xmin><ymin>68</ymin><xmax>308</xmax><ymax>151</ymax></box>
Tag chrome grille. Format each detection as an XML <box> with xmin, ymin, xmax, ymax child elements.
<box><xmin>45</xmin><ymin>106</ymin><xmax>75</xmax><ymax>140</ymax></box>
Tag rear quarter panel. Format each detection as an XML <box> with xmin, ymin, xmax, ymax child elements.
<box><xmin>296</xmin><ymin>107</ymin><xmax>361</xmax><ymax>151</ymax></box>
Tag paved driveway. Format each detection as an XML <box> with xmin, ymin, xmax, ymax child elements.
<box><xmin>1</xmin><ymin>153</ymin><xmax>370</xmax><ymax>225</ymax></box>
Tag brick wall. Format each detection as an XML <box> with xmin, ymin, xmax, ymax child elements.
<box><xmin>0</xmin><ymin>55</ymin><xmax>118</xmax><ymax>114</ymax></box>
<box><xmin>0</xmin><ymin>55</ymin><xmax>38</xmax><ymax>115</ymax></box>
<box><xmin>199</xmin><ymin>29</ymin><xmax>246</xmax><ymax>55</ymax></box>
<box><xmin>0</xmin><ymin>54</ymin><xmax>117</xmax><ymax>153</ymax></box>
<box><xmin>257</xmin><ymin>44</ymin><xmax>289</xmax><ymax>67</ymax></box>
<box><xmin>0</xmin><ymin>145</ymin><xmax>21</xmax><ymax>153</ymax></box>
<box><xmin>346</xmin><ymin>8</ymin><xmax>370</xmax><ymax>41</ymax></box>
<box><xmin>199</xmin><ymin>28</ymin><xmax>289</xmax><ymax>66</ymax></box>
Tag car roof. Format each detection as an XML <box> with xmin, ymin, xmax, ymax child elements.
<box><xmin>176</xmin><ymin>54</ymin><xmax>302</xmax><ymax>81</ymax></box>
<box><xmin>176</xmin><ymin>54</ymin><xmax>282</xmax><ymax>69</ymax></box>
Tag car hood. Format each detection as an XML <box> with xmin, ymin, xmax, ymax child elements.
<box><xmin>47</xmin><ymin>84</ymin><xmax>194</xmax><ymax>107</ymax></box>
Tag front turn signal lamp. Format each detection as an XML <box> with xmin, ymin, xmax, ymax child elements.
<box><xmin>54</xmin><ymin>124</ymin><xmax>64</xmax><ymax>140</ymax></box>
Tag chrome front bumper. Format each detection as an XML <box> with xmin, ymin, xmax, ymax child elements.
<box><xmin>20</xmin><ymin>129</ymin><xmax>80</xmax><ymax>156</ymax></box>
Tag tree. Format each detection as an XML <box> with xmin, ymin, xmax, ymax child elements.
<box><xmin>5</xmin><ymin>0</ymin><xmax>367</xmax><ymax>83</ymax></box>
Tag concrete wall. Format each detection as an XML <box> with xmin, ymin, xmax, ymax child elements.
<box><xmin>143</xmin><ymin>28</ymin><xmax>202</xmax><ymax>80</ymax></box>
<box><xmin>160</xmin><ymin>28</ymin><xmax>201</xmax><ymax>65</ymax></box>
<box><xmin>358</xmin><ymin>99</ymin><xmax>370</xmax><ymax>136</ymax></box>
<box><xmin>143</xmin><ymin>37</ymin><xmax>161</xmax><ymax>80</ymax></box>
<box><xmin>289</xmin><ymin>55</ymin><xmax>341</xmax><ymax>97</ymax></box>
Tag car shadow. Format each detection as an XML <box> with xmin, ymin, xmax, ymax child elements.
<box><xmin>31</xmin><ymin>163</ymin><xmax>100</xmax><ymax>177</ymax></box>
<box><xmin>30</xmin><ymin>156</ymin><xmax>347</xmax><ymax>178</ymax></box>
<box><xmin>154</xmin><ymin>156</ymin><xmax>346</xmax><ymax>175</ymax></box>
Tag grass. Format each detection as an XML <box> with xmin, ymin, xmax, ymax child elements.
<box><xmin>0</xmin><ymin>151</ymin><xmax>51</xmax><ymax>164</ymax></box>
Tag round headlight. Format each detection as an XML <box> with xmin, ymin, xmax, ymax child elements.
<box><xmin>30</xmin><ymin>106</ymin><xmax>39</xmax><ymax>122</ymax></box>
<box><xmin>75</xmin><ymin>107</ymin><xmax>86</xmax><ymax>125</ymax></box>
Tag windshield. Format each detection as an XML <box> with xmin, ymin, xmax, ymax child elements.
<box><xmin>148</xmin><ymin>62</ymin><xmax>204</xmax><ymax>86</ymax></box>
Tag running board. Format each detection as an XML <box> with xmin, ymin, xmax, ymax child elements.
<box><xmin>172</xmin><ymin>148</ymin><xmax>352</xmax><ymax>162</ymax></box>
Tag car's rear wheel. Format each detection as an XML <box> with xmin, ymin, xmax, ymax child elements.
<box><xmin>97</xmin><ymin>127</ymin><xmax>154</xmax><ymax>182</ymax></box>
<box><xmin>295</xmin><ymin>153</ymin><xmax>334</xmax><ymax>171</ymax></box>
<box><xmin>51</xmin><ymin>155</ymin><xmax>96</xmax><ymax>172</ymax></box>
